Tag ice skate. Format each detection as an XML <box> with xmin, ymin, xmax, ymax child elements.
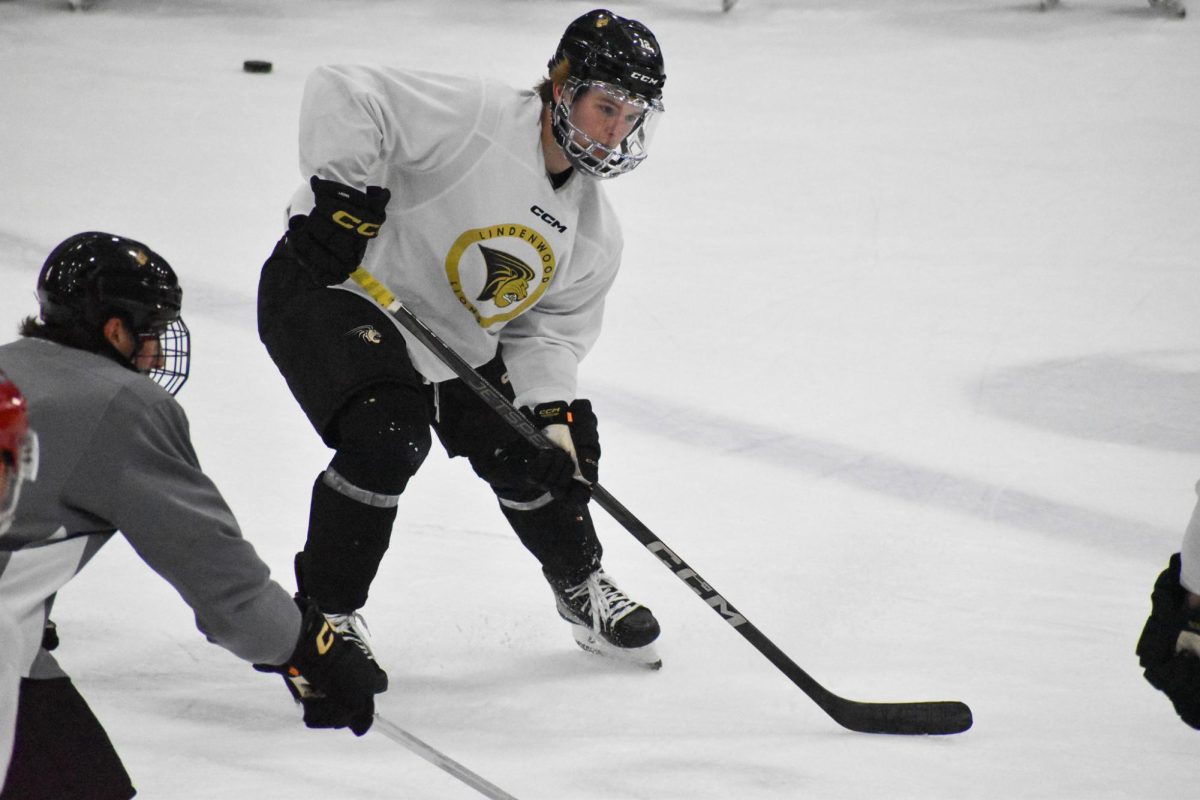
<box><xmin>548</xmin><ymin>569</ymin><xmax>662</xmax><ymax>669</ymax></box>
<box><xmin>324</xmin><ymin>610</ymin><xmax>389</xmax><ymax>690</ymax></box>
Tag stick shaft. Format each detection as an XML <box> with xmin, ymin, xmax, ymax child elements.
<box><xmin>373</xmin><ymin>714</ymin><xmax>520</xmax><ymax>800</ymax></box>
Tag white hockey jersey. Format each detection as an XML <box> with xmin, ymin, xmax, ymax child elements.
<box><xmin>291</xmin><ymin>65</ymin><xmax>625</xmax><ymax>410</ymax></box>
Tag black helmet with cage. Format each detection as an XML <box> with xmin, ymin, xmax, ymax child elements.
<box><xmin>547</xmin><ymin>9</ymin><xmax>666</xmax><ymax>179</ymax></box>
<box><xmin>36</xmin><ymin>232</ymin><xmax>190</xmax><ymax>395</ymax></box>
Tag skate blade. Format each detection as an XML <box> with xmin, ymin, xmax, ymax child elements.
<box><xmin>570</xmin><ymin>625</ymin><xmax>662</xmax><ymax>670</ymax></box>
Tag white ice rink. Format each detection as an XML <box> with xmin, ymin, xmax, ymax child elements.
<box><xmin>1</xmin><ymin>0</ymin><xmax>1197</xmax><ymax>797</ymax></box>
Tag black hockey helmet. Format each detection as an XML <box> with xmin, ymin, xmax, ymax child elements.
<box><xmin>37</xmin><ymin>232</ymin><xmax>190</xmax><ymax>394</ymax></box>
<box><xmin>38</xmin><ymin>232</ymin><xmax>181</xmax><ymax>330</ymax></box>
<box><xmin>549</xmin><ymin>9</ymin><xmax>665</xmax><ymax>102</ymax></box>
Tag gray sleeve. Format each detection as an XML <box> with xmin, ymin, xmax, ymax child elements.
<box><xmin>66</xmin><ymin>392</ymin><xmax>300</xmax><ymax>665</ymax></box>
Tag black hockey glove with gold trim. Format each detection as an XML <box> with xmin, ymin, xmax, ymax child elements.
<box><xmin>256</xmin><ymin>596</ymin><xmax>385</xmax><ymax>736</ymax></box>
<box><xmin>288</xmin><ymin>176</ymin><xmax>390</xmax><ymax>286</ymax></box>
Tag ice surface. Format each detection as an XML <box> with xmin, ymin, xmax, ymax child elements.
<box><xmin>1</xmin><ymin>0</ymin><xmax>1197</xmax><ymax>797</ymax></box>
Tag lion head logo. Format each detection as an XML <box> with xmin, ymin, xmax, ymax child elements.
<box><xmin>475</xmin><ymin>246</ymin><xmax>536</xmax><ymax>309</ymax></box>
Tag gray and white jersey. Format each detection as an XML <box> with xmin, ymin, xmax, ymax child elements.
<box><xmin>291</xmin><ymin>65</ymin><xmax>624</xmax><ymax>410</ymax></box>
<box><xmin>0</xmin><ymin>337</ymin><xmax>300</xmax><ymax>681</ymax></box>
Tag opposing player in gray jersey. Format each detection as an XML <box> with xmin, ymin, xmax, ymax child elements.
<box><xmin>257</xmin><ymin>9</ymin><xmax>667</xmax><ymax>674</ymax></box>
<box><xmin>1137</xmin><ymin>491</ymin><xmax>1200</xmax><ymax>730</ymax></box>
<box><xmin>0</xmin><ymin>233</ymin><xmax>383</xmax><ymax>800</ymax></box>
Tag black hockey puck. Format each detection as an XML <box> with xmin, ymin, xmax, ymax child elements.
<box><xmin>243</xmin><ymin>60</ymin><xmax>273</xmax><ymax>74</ymax></box>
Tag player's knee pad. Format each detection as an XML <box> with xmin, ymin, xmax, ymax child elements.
<box><xmin>467</xmin><ymin>435</ymin><xmax>545</xmax><ymax>503</ymax></box>
<box><xmin>329</xmin><ymin>384</ymin><xmax>431</xmax><ymax>495</ymax></box>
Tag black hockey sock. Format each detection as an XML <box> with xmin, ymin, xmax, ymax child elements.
<box><xmin>297</xmin><ymin>474</ymin><xmax>397</xmax><ymax>612</ymax></box>
<box><xmin>500</xmin><ymin>500</ymin><xmax>602</xmax><ymax>585</ymax></box>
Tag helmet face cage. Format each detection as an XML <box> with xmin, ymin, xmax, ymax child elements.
<box><xmin>0</xmin><ymin>455</ymin><xmax>17</xmax><ymax>534</ymax></box>
<box><xmin>551</xmin><ymin>78</ymin><xmax>663</xmax><ymax>179</ymax></box>
<box><xmin>143</xmin><ymin>316</ymin><xmax>190</xmax><ymax>396</ymax></box>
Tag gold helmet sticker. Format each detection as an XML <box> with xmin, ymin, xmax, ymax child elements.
<box><xmin>445</xmin><ymin>224</ymin><xmax>558</xmax><ymax>328</ymax></box>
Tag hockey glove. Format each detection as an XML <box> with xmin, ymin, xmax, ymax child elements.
<box><xmin>288</xmin><ymin>176</ymin><xmax>390</xmax><ymax>286</ymax></box>
<box><xmin>529</xmin><ymin>400</ymin><xmax>600</xmax><ymax>484</ymax></box>
<box><xmin>256</xmin><ymin>596</ymin><xmax>385</xmax><ymax>736</ymax></box>
<box><xmin>1136</xmin><ymin>552</ymin><xmax>1200</xmax><ymax>729</ymax></box>
<box><xmin>499</xmin><ymin>400</ymin><xmax>599</xmax><ymax>506</ymax></box>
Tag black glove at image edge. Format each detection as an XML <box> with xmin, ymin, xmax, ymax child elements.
<box><xmin>1136</xmin><ymin>552</ymin><xmax>1200</xmax><ymax>730</ymax></box>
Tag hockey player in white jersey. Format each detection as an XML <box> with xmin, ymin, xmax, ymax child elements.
<box><xmin>257</xmin><ymin>9</ymin><xmax>667</xmax><ymax>674</ymax></box>
<box><xmin>1138</xmin><ymin>489</ymin><xmax>1200</xmax><ymax>730</ymax></box>
<box><xmin>0</xmin><ymin>233</ymin><xmax>384</xmax><ymax>800</ymax></box>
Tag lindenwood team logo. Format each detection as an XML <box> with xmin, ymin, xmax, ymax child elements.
<box><xmin>476</xmin><ymin>246</ymin><xmax>534</xmax><ymax>308</ymax></box>
<box><xmin>445</xmin><ymin>224</ymin><xmax>558</xmax><ymax>328</ymax></box>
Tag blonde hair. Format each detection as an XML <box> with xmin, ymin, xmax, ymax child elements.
<box><xmin>535</xmin><ymin>59</ymin><xmax>573</xmax><ymax>105</ymax></box>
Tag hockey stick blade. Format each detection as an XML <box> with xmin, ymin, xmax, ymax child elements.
<box><xmin>594</xmin><ymin>485</ymin><xmax>973</xmax><ymax>736</ymax></box>
<box><xmin>350</xmin><ymin>267</ymin><xmax>973</xmax><ymax>736</ymax></box>
<box><xmin>373</xmin><ymin>714</ymin><xmax>521</xmax><ymax>800</ymax></box>
<box><xmin>827</xmin><ymin>698</ymin><xmax>972</xmax><ymax>736</ymax></box>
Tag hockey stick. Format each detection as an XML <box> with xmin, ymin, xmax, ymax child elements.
<box><xmin>373</xmin><ymin>713</ymin><xmax>521</xmax><ymax>800</ymax></box>
<box><xmin>351</xmin><ymin>268</ymin><xmax>973</xmax><ymax>735</ymax></box>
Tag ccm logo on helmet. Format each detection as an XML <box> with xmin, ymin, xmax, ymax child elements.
<box><xmin>530</xmin><ymin>205</ymin><xmax>568</xmax><ymax>233</ymax></box>
<box><xmin>630</xmin><ymin>72</ymin><xmax>660</xmax><ymax>85</ymax></box>
<box><xmin>331</xmin><ymin>210</ymin><xmax>381</xmax><ymax>238</ymax></box>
